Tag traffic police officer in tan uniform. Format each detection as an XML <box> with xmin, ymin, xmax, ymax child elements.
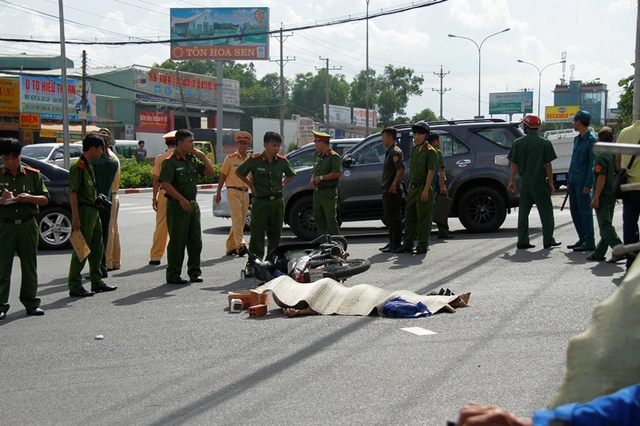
<box><xmin>0</xmin><ymin>138</ymin><xmax>49</xmax><ymax>319</ymax></box>
<box><xmin>235</xmin><ymin>131</ymin><xmax>296</xmax><ymax>276</ymax></box>
<box><xmin>395</xmin><ymin>121</ymin><xmax>437</xmax><ymax>255</ymax></box>
<box><xmin>309</xmin><ymin>130</ymin><xmax>342</xmax><ymax>236</ymax></box>
<box><xmin>149</xmin><ymin>130</ymin><xmax>176</xmax><ymax>265</ymax></box>
<box><xmin>216</xmin><ymin>130</ymin><xmax>252</xmax><ymax>256</ymax></box>
<box><xmin>159</xmin><ymin>129</ymin><xmax>215</xmax><ymax>284</ymax></box>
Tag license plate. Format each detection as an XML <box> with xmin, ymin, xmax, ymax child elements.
<box><xmin>556</xmin><ymin>173</ymin><xmax>566</xmax><ymax>181</ymax></box>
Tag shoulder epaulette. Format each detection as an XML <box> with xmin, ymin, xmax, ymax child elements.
<box><xmin>229</xmin><ymin>152</ymin><xmax>238</xmax><ymax>158</ymax></box>
<box><xmin>252</xmin><ymin>153</ymin><xmax>262</xmax><ymax>159</ymax></box>
<box><xmin>24</xmin><ymin>166</ymin><xmax>40</xmax><ymax>173</ymax></box>
<box><xmin>277</xmin><ymin>153</ymin><xmax>287</xmax><ymax>159</ymax></box>
<box><xmin>166</xmin><ymin>153</ymin><xmax>174</xmax><ymax>160</ymax></box>
<box><xmin>78</xmin><ymin>160</ymin><xmax>85</xmax><ymax>169</ymax></box>
<box><xmin>330</xmin><ymin>150</ymin><xmax>339</xmax><ymax>156</ymax></box>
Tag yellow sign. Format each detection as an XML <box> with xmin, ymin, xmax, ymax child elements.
<box><xmin>56</xmin><ymin>132</ymin><xmax>83</xmax><ymax>143</ymax></box>
<box><xmin>20</xmin><ymin>113</ymin><xmax>41</xmax><ymax>130</ymax></box>
<box><xmin>545</xmin><ymin>105</ymin><xmax>580</xmax><ymax>123</ymax></box>
<box><xmin>0</xmin><ymin>78</ymin><xmax>20</xmax><ymax>115</ymax></box>
<box><xmin>40</xmin><ymin>129</ymin><xmax>57</xmax><ymax>138</ymax></box>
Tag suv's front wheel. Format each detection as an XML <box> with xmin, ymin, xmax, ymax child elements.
<box><xmin>288</xmin><ymin>195</ymin><xmax>319</xmax><ymax>240</ymax></box>
<box><xmin>457</xmin><ymin>186</ymin><xmax>507</xmax><ymax>233</ymax></box>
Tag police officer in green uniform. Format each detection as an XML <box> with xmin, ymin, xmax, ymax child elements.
<box><xmin>0</xmin><ymin>138</ymin><xmax>49</xmax><ymax>319</ymax></box>
<box><xmin>68</xmin><ymin>134</ymin><xmax>117</xmax><ymax>297</ymax></box>
<box><xmin>236</xmin><ymin>131</ymin><xmax>296</xmax><ymax>276</ymax></box>
<box><xmin>507</xmin><ymin>114</ymin><xmax>561</xmax><ymax>250</ymax></box>
<box><xmin>309</xmin><ymin>130</ymin><xmax>342</xmax><ymax>236</ymax></box>
<box><xmin>91</xmin><ymin>139</ymin><xmax>119</xmax><ymax>278</ymax></box>
<box><xmin>159</xmin><ymin>129</ymin><xmax>215</xmax><ymax>284</ymax></box>
<box><xmin>588</xmin><ymin>127</ymin><xmax>623</xmax><ymax>262</ymax></box>
<box><xmin>427</xmin><ymin>133</ymin><xmax>454</xmax><ymax>239</ymax></box>
<box><xmin>395</xmin><ymin>121</ymin><xmax>437</xmax><ymax>255</ymax></box>
<box><xmin>380</xmin><ymin>127</ymin><xmax>405</xmax><ymax>252</ymax></box>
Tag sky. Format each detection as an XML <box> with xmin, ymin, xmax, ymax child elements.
<box><xmin>0</xmin><ymin>0</ymin><xmax>636</xmax><ymax>121</ymax></box>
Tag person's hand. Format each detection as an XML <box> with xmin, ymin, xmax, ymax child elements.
<box><xmin>215</xmin><ymin>193</ymin><xmax>222</xmax><ymax>204</ymax></box>
<box><xmin>591</xmin><ymin>197</ymin><xmax>599</xmax><ymax>209</ymax></box>
<box><xmin>440</xmin><ymin>185</ymin><xmax>447</xmax><ymax>195</ymax></box>
<box><xmin>249</xmin><ymin>183</ymin><xmax>256</xmax><ymax>194</ymax></box>
<box><xmin>548</xmin><ymin>182</ymin><xmax>555</xmax><ymax>196</ymax></box>
<box><xmin>389</xmin><ymin>185</ymin><xmax>397</xmax><ymax>194</ymax></box>
<box><xmin>72</xmin><ymin>216</ymin><xmax>81</xmax><ymax>231</ymax></box>
<box><xmin>507</xmin><ymin>182</ymin><xmax>516</xmax><ymax>193</ymax></box>
<box><xmin>456</xmin><ymin>402</ymin><xmax>533</xmax><ymax>426</ymax></box>
<box><xmin>16</xmin><ymin>193</ymin><xmax>31</xmax><ymax>203</ymax></box>
<box><xmin>309</xmin><ymin>178</ymin><xmax>315</xmax><ymax>189</ymax></box>
<box><xmin>1</xmin><ymin>189</ymin><xmax>13</xmax><ymax>203</ymax></box>
<box><xmin>583</xmin><ymin>187</ymin><xmax>592</xmax><ymax>195</ymax></box>
<box><xmin>421</xmin><ymin>188</ymin><xmax>429</xmax><ymax>202</ymax></box>
<box><xmin>179</xmin><ymin>198</ymin><xmax>192</xmax><ymax>212</ymax></box>
<box><xmin>152</xmin><ymin>198</ymin><xmax>158</xmax><ymax>212</ymax></box>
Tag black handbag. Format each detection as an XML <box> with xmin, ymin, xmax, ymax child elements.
<box><xmin>612</xmin><ymin>139</ymin><xmax>640</xmax><ymax>199</ymax></box>
<box><xmin>82</xmin><ymin>156</ymin><xmax>112</xmax><ymax>210</ymax></box>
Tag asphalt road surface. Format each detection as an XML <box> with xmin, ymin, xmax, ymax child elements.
<box><xmin>1</xmin><ymin>189</ymin><xmax>625</xmax><ymax>425</ymax></box>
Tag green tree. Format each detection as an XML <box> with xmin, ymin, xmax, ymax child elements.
<box><xmin>375</xmin><ymin>65</ymin><xmax>424</xmax><ymax>127</ymax></box>
<box><xmin>411</xmin><ymin>108</ymin><xmax>438</xmax><ymax>123</ymax></box>
<box><xmin>290</xmin><ymin>71</ymin><xmax>350</xmax><ymax>122</ymax></box>
<box><xmin>617</xmin><ymin>70</ymin><xmax>634</xmax><ymax>131</ymax></box>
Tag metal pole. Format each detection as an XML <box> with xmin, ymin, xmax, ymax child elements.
<box><xmin>517</xmin><ymin>59</ymin><xmax>565</xmax><ymax>118</ymax></box>
<box><xmin>537</xmin><ymin>71</ymin><xmax>542</xmax><ymax>117</ymax></box>
<box><xmin>365</xmin><ymin>0</ymin><xmax>370</xmax><ymax>136</ymax></box>
<box><xmin>58</xmin><ymin>0</ymin><xmax>70</xmax><ymax>169</ymax></box>
<box><xmin>216</xmin><ymin>60</ymin><xmax>224</xmax><ymax>162</ymax></box>
<box><xmin>634</xmin><ymin>0</ymin><xmax>640</xmax><ymax>121</ymax></box>
<box><xmin>279</xmin><ymin>25</ymin><xmax>285</xmax><ymax>140</ymax></box>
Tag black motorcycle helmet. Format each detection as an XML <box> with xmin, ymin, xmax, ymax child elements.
<box><xmin>411</xmin><ymin>120</ymin><xmax>430</xmax><ymax>135</ymax></box>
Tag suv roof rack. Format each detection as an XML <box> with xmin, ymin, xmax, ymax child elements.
<box><xmin>429</xmin><ymin>118</ymin><xmax>507</xmax><ymax>125</ymax></box>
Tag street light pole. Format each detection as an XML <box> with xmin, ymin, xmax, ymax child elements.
<box><xmin>448</xmin><ymin>28</ymin><xmax>510</xmax><ymax>117</ymax></box>
<box><xmin>517</xmin><ymin>59</ymin><xmax>566</xmax><ymax>117</ymax></box>
<box><xmin>365</xmin><ymin>0</ymin><xmax>371</xmax><ymax>137</ymax></box>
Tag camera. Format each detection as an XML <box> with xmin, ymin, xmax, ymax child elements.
<box><xmin>95</xmin><ymin>193</ymin><xmax>112</xmax><ymax>210</ymax></box>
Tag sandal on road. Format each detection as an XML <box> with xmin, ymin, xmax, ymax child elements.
<box><xmin>586</xmin><ymin>254</ymin><xmax>606</xmax><ymax>261</ymax></box>
<box><xmin>606</xmin><ymin>254</ymin><xmax>626</xmax><ymax>264</ymax></box>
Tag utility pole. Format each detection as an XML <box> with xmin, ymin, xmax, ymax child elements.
<box><xmin>431</xmin><ymin>65</ymin><xmax>450</xmax><ymax>120</ymax></box>
<box><xmin>175</xmin><ymin>68</ymin><xmax>191</xmax><ymax>129</ymax></box>
<box><xmin>270</xmin><ymin>25</ymin><xmax>294</xmax><ymax>140</ymax></box>
<box><xmin>634</xmin><ymin>0</ymin><xmax>640</xmax><ymax>121</ymax></box>
<box><xmin>317</xmin><ymin>57</ymin><xmax>341</xmax><ymax>134</ymax></box>
<box><xmin>81</xmin><ymin>50</ymin><xmax>87</xmax><ymax>137</ymax></box>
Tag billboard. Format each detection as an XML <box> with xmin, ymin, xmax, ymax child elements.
<box><xmin>489</xmin><ymin>91</ymin><xmax>533</xmax><ymax>115</ymax></box>
<box><xmin>20</xmin><ymin>75</ymin><xmax>92</xmax><ymax>121</ymax></box>
<box><xmin>0</xmin><ymin>78</ymin><xmax>19</xmax><ymax>115</ymax></box>
<box><xmin>170</xmin><ymin>8</ymin><xmax>269</xmax><ymax>60</ymax></box>
<box><xmin>545</xmin><ymin>105</ymin><xmax>580</xmax><ymax>122</ymax></box>
<box><xmin>133</xmin><ymin>67</ymin><xmax>240</xmax><ymax>107</ymax></box>
<box><xmin>353</xmin><ymin>107</ymin><xmax>378</xmax><ymax>128</ymax></box>
<box><xmin>327</xmin><ymin>105</ymin><xmax>352</xmax><ymax>125</ymax></box>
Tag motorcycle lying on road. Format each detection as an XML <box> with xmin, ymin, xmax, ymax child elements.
<box><xmin>241</xmin><ymin>235</ymin><xmax>371</xmax><ymax>284</ymax></box>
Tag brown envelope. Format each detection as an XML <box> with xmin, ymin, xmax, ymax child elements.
<box><xmin>70</xmin><ymin>230</ymin><xmax>91</xmax><ymax>262</ymax></box>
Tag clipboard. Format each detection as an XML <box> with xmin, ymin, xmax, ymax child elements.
<box><xmin>70</xmin><ymin>230</ymin><xmax>91</xmax><ymax>262</ymax></box>
<box><xmin>433</xmin><ymin>195</ymin><xmax>453</xmax><ymax>225</ymax></box>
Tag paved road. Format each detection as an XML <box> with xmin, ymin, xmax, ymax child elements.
<box><xmin>1</xmin><ymin>189</ymin><xmax>626</xmax><ymax>425</ymax></box>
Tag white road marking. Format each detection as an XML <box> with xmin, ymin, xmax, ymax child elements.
<box><xmin>401</xmin><ymin>327</ymin><xmax>437</xmax><ymax>336</ymax></box>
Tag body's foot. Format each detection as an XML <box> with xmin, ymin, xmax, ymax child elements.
<box><xmin>69</xmin><ymin>287</ymin><xmax>95</xmax><ymax>297</ymax></box>
<box><xmin>148</xmin><ymin>260</ymin><xmax>161</xmax><ymax>266</ymax></box>
<box><xmin>544</xmin><ymin>241</ymin><xmax>561</xmax><ymax>249</ymax></box>
<box><xmin>92</xmin><ymin>284</ymin><xmax>117</xmax><ymax>293</ymax></box>
<box><xmin>379</xmin><ymin>243</ymin><xmax>391</xmax><ymax>252</ymax></box>
<box><xmin>226</xmin><ymin>250</ymin><xmax>238</xmax><ymax>256</ymax></box>
<box><xmin>586</xmin><ymin>254</ymin><xmax>606</xmax><ymax>261</ymax></box>
<box><xmin>606</xmin><ymin>254</ymin><xmax>626</xmax><ymax>263</ymax></box>
<box><xmin>412</xmin><ymin>245</ymin><xmax>428</xmax><ymax>254</ymax></box>
<box><xmin>244</xmin><ymin>267</ymin><xmax>255</xmax><ymax>278</ymax></box>
<box><xmin>573</xmin><ymin>243</ymin><xmax>596</xmax><ymax>252</ymax></box>
<box><xmin>167</xmin><ymin>277</ymin><xmax>189</xmax><ymax>285</ymax></box>
<box><xmin>393</xmin><ymin>244</ymin><xmax>413</xmax><ymax>253</ymax></box>
<box><xmin>567</xmin><ymin>240</ymin><xmax>584</xmax><ymax>249</ymax></box>
<box><xmin>380</xmin><ymin>244</ymin><xmax>400</xmax><ymax>253</ymax></box>
<box><xmin>438</xmin><ymin>234</ymin><xmax>455</xmax><ymax>239</ymax></box>
<box><xmin>517</xmin><ymin>243</ymin><xmax>535</xmax><ymax>249</ymax></box>
<box><xmin>237</xmin><ymin>245</ymin><xmax>249</xmax><ymax>256</ymax></box>
<box><xmin>0</xmin><ymin>311</ymin><xmax>6</xmax><ymax>320</ymax></box>
<box><xmin>189</xmin><ymin>276</ymin><xmax>203</xmax><ymax>283</ymax></box>
<box><xmin>26</xmin><ymin>307</ymin><xmax>45</xmax><ymax>316</ymax></box>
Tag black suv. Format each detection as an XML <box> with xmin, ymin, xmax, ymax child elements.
<box><xmin>282</xmin><ymin>119</ymin><xmax>523</xmax><ymax>240</ymax></box>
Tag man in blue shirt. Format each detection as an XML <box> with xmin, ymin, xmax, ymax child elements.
<box><xmin>567</xmin><ymin>110</ymin><xmax>596</xmax><ymax>251</ymax></box>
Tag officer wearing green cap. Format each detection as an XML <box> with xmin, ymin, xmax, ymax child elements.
<box><xmin>0</xmin><ymin>138</ymin><xmax>49</xmax><ymax>319</ymax></box>
<box><xmin>235</xmin><ymin>131</ymin><xmax>296</xmax><ymax>276</ymax></box>
<box><xmin>395</xmin><ymin>121</ymin><xmax>437</xmax><ymax>255</ymax></box>
<box><xmin>159</xmin><ymin>129</ymin><xmax>215</xmax><ymax>284</ymax></box>
<box><xmin>309</xmin><ymin>130</ymin><xmax>342</xmax><ymax>235</ymax></box>
<box><xmin>68</xmin><ymin>134</ymin><xmax>117</xmax><ymax>297</ymax></box>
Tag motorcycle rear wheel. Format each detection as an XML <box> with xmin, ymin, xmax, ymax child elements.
<box><xmin>322</xmin><ymin>259</ymin><xmax>370</xmax><ymax>280</ymax></box>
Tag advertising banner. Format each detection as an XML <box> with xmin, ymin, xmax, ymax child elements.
<box><xmin>134</xmin><ymin>67</ymin><xmax>240</xmax><ymax>107</ymax></box>
<box><xmin>489</xmin><ymin>92</ymin><xmax>533</xmax><ymax>115</ymax></box>
<box><xmin>545</xmin><ymin>105</ymin><xmax>580</xmax><ymax>122</ymax></box>
<box><xmin>20</xmin><ymin>75</ymin><xmax>92</xmax><ymax>121</ymax></box>
<box><xmin>0</xmin><ymin>78</ymin><xmax>20</xmax><ymax>115</ymax></box>
<box><xmin>170</xmin><ymin>8</ymin><xmax>269</xmax><ymax>61</ymax></box>
<box><xmin>140</xmin><ymin>112</ymin><xmax>168</xmax><ymax>127</ymax></box>
<box><xmin>352</xmin><ymin>107</ymin><xmax>377</xmax><ymax>128</ymax></box>
<box><xmin>19</xmin><ymin>113</ymin><xmax>40</xmax><ymax>130</ymax></box>
<box><xmin>327</xmin><ymin>105</ymin><xmax>352</xmax><ymax>125</ymax></box>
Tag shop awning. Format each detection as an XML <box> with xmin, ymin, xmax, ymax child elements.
<box><xmin>39</xmin><ymin>123</ymin><xmax>102</xmax><ymax>138</ymax></box>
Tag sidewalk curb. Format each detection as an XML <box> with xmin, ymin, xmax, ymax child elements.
<box><xmin>122</xmin><ymin>184</ymin><xmax>217</xmax><ymax>194</ymax></box>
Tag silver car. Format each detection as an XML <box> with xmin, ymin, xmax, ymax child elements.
<box><xmin>21</xmin><ymin>143</ymin><xmax>83</xmax><ymax>169</ymax></box>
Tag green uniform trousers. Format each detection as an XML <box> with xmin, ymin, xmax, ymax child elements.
<box><xmin>383</xmin><ymin>190</ymin><xmax>403</xmax><ymax>246</ymax></box>
<box><xmin>0</xmin><ymin>219</ymin><xmax>40</xmax><ymax>313</ymax></box>
<box><xmin>68</xmin><ymin>205</ymin><xmax>104</xmax><ymax>291</ymax></box>
<box><xmin>402</xmin><ymin>184</ymin><xmax>433</xmax><ymax>247</ymax></box>
<box><xmin>249</xmin><ymin>197</ymin><xmax>284</xmax><ymax>260</ymax></box>
<box><xmin>313</xmin><ymin>187</ymin><xmax>340</xmax><ymax>236</ymax></box>
<box><xmin>517</xmin><ymin>182</ymin><xmax>556</xmax><ymax>246</ymax></box>
<box><xmin>166</xmin><ymin>199</ymin><xmax>202</xmax><ymax>280</ymax></box>
<box><xmin>98</xmin><ymin>208</ymin><xmax>111</xmax><ymax>276</ymax></box>
<box><xmin>594</xmin><ymin>200</ymin><xmax>623</xmax><ymax>258</ymax></box>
